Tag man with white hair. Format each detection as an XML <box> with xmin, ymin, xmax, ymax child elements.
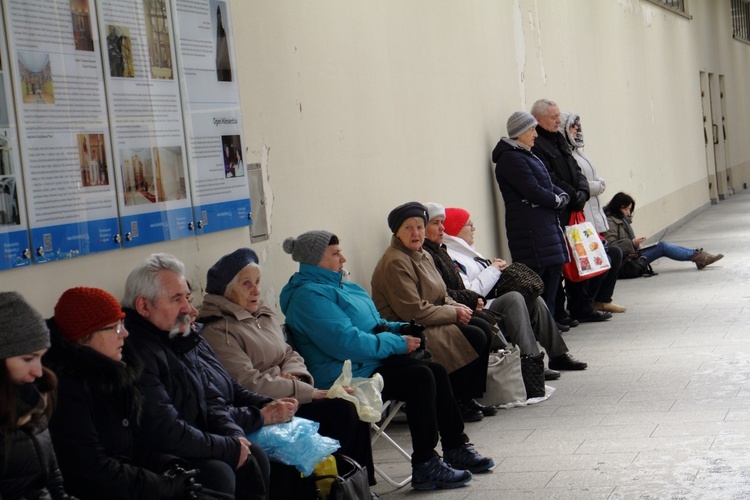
<box><xmin>531</xmin><ymin>98</ymin><xmax>621</xmax><ymax>325</ymax></box>
<box><xmin>123</xmin><ymin>253</ymin><xmax>268</xmax><ymax>499</ymax></box>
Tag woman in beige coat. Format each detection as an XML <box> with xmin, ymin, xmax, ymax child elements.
<box><xmin>371</xmin><ymin>202</ymin><xmax>496</xmax><ymax>423</ymax></box>
<box><xmin>197</xmin><ymin>248</ymin><xmax>376</xmax><ymax>486</ymax></box>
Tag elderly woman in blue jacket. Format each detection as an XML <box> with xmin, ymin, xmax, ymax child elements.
<box><xmin>279</xmin><ymin>230</ymin><xmax>493</xmax><ymax>491</ymax></box>
<box><xmin>492</xmin><ymin>111</ymin><xmax>570</xmax><ymax>317</ymax></box>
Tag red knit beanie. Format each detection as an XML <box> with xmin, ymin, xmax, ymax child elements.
<box><xmin>54</xmin><ymin>287</ymin><xmax>125</xmax><ymax>342</ymax></box>
<box><xmin>443</xmin><ymin>208</ymin><xmax>470</xmax><ymax>237</ymax></box>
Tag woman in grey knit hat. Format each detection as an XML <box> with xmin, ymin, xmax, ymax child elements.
<box><xmin>280</xmin><ymin>229</ymin><xmax>494</xmax><ymax>491</ymax></box>
<box><xmin>0</xmin><ymin>292</ymin><xmax>72</xmax><ymax>499</ymax></box>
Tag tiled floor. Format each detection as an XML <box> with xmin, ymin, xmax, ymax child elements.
<box><xmin>372</xmin><ymin>191</ymin><xmax>750</xmax><ymax>499</ymax></box>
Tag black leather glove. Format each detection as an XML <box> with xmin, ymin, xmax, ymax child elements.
<box><xmin>573</xmin><ymin>190</ymin><xmax>588</xmax><ymax>210</ymax></box>
<box><xmin>400</xmin><ymin>319</ymin><xmax>425</xmax><ymax>339</ymax></box>
<box><xmin>400</xmin><ymin>320</ymin><xmax>432</xmax><ymax>361</ymax></box>
<box><xmin>158</xmin><ymin>466</ymin><xmax>202</xmax><ymax>500</ymax></box>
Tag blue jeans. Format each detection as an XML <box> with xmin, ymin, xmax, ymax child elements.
<box><xmin>640</xmin><ymin>241</ymin><xmax>696</xmax><ymax>264</ymax></box>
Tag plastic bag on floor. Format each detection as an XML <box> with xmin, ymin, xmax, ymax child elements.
<box><xmin>326</xmin><ymin>359</ymin><xmax>384</xmax><ymax>423</ymax></box>
<box><xmin>246</xmin><ymin>417</ymin><xmax>340</xmax><ymax>476</ymax></box>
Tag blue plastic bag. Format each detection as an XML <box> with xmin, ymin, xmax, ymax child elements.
<box><xmin>246</xmin><ymin>417</ymin><xmax>340</xmax><ymax>475</ymax></box>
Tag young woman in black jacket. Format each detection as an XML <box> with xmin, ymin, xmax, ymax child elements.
<box><xmin>0</xmin><ymin>292</ymin><xmax>71</xmax><ymax>499</ymax></box>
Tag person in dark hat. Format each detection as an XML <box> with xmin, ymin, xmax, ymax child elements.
<box><xmin>280</xmin><ymin>228</ymin><xmax>494</xmax><ymax>491</ymax></box>
<box><xmin>0</xmin><ymin>292</ymin><xmax>70</xmax><ymax>499</ymax></box>
<box><xmin>372</xmin><ymin>202</ymin><xmax>497</xmax><ymax>422</ymax></box>
<box><xmin>44</xmin><ymin>287</ymin><xmax>202</xmax><ymax>500</ymax></box>
<box><xmin>198</xmin><ymin>247</ymin><xmax>377</xmax><ymax>489</ymax></box>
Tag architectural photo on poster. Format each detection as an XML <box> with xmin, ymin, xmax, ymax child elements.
<box><xmin>213</xmin><ymin>1</ymin><xmax>232</xmax><ymax>82</ymax></box>
<box><xmin>106</xmin><ymin>25</ymin><xmax>134</xmax><ymax>78</ymax></box>
<box><xmin>18</xmin><ymin>52</ymin><xmax>54</xmax><ymax>104</ymax></box>
<box><xmin>144</xmin><ymin>0</ymin><xmax>173</xmax><ymax>79</ymax></box>
<box><xmin>77</xmin><ymin>133</ymin><xmax>108</xmax><ymax>187</ymax></box>
<box><xmin>121</xmin><ymin>147</ymin><xmax>155</xmax><ymax>205</ymax></box>
<box><xmin>152</xmin><ymin>146</ymin><xmax>186</xmax><ymax>201</ymax></box>
<box><xmin>0</xmin><ymin>176</ymin><xmax>19</xmax><ymax>226</ymax></box>
<box><xmin>70</xmin><ymin>0</ymin><xmax>94</xmax><ymax>52</ymax></box>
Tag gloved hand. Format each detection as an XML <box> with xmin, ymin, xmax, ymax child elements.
<box><xmin>555</xmin><ymin>193</ymin><xmax>570</xmax><ymax>210</ymax></box>
<box><xmin>400</xmin><ymin>319</ymin><xmax>425</xmax><ymax>339</ymax></box>
<box><xmin>573</xmin><ymin>190</ymin><xmax>588</xmax><ymax>210</ymax></box>
<box><xmin>158</xmin><ymin>466</ymin><xmax>202</xmax><ymax>500</ymax></box>
<box><xmin>400</xmin><ymin>320</ymin><xmax>431</xmax><ymax>361</ymax></box>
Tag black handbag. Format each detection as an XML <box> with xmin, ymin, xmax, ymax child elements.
<box><xmin>487</xmin><ymin>262</ymin><xmax>544</xmax><ymax>302</ymax></box>
<box><xmin>308</xmin><ymin>454</ymin><xmax>371</xmax><ymax>500</ymax></box>
<box><xmin>520</xmin><ymin>352</ymin><xmax>546</xmax><ymax>399</ymax></box>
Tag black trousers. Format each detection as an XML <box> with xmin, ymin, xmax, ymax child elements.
<box><xmin>448</xmin><ymin>318</ymin><xmax>492</xmax><ymax>400</ymax></box>
<box><xmin>527</xmin><ymin>263</ymin><xmax>564</xmax><ymax>318</ymax></box>
<box><xmin>191</xmin><ymin>441</ymin><xmax>269</xmax><ymax>500</ymax></box>
<box><xmin>375</xmin><ymin>359</ymin><xmax>468</xmax><ymax>464</ymax></box>
<box><xmin>296</xmin><ymin>397</ymin><xmax>375</xmax><ymax>485</ymax></box>
<box><xmin>567</xmin><ymin>246</ymin><xmax>623</xmax><ymax>316</ymax></box>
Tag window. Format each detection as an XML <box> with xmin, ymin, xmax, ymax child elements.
<box><xmin>644</xmin><ymin>0</ymin><xmax>691</xmax><ymax>19</ymax></box>
<box><xmin>732</xmin><ymin>0</ymin><xmax>750</xmax><ymax>43</ymax></box>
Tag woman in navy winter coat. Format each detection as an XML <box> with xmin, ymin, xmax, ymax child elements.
<box><xmin>492</xmin><ymin>111</ymin><xmax>569</xmax><ymax>316</ymax></box>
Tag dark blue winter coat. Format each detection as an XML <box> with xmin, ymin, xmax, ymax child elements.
<box><xmin>124</xmin><ymin>309</ymin><xmax>244</xmax><ymax>467</ymax></box>
<box><xmin>492</xmin><ymin>138</ymin><xmax>569</xmax><ymax>268</ymax></box>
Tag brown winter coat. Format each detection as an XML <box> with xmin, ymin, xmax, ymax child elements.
<box><xmin>370</xmin><ymin>236</ymin><xmax>477</xmax><ymax>373</ymax></box>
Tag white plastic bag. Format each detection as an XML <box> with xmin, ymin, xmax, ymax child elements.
<box><xmin>326</xmin><ymin>360</ymin><xmax>384</xmax><ymax>423</ymax></box>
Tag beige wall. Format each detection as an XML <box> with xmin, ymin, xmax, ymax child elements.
<box><xmin>4</xmin><ymin>0</ymin><xmax>749</xmax><ymax>316</ymax></box>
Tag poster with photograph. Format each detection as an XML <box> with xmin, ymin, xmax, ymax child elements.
<box><xmin>172</xmin><ymin>0</ymin><xmax>250</xmax><ymax>235</ymax></box>
<box><xmin>0</xmin><ymin>3</ymin><xmax>29</xmax><ymax>270</ymax></box>
<box><xmin>2</xmin><ymin>0</ymin><xmax>119</xmax><ymax>263</ymax></box>
<box><xmin>97</xmin><ymin>0</ymin><xmax>194</xmax><ymax>247</ymax></box>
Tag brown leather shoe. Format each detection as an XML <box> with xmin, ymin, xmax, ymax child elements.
<box><xmin>594</xmin><ymin>301</ymin><xmax>627</xmax><ymax>313</ymax></box>
<box><xmin>691</xmin><ymin>249</ymin><xmax>724</xmax><ymax>270</ymax></box>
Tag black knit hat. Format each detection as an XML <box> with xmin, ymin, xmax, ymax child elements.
<box><xmin>387</xmin><ymin>202</ymin><xmax>428</xmax><ymax>234</ymax></box>
<box><xmin>0</xmin><ymin>292</ymin><xmax>50</xmax><ymax>359</ymax></box>
<box><xmin>206</xmin><ymin>248</ymin><xmax>259</xmax><ymax>295</ymax></box>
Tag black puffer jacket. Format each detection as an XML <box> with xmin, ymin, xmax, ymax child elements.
<box><xmin>43</xmin><ymin>322</ymin><xmax>165</xmax><ymax>500</ymax></box>
<box><xmin>0</xmin><ymin>371</ymin><xmax>70</xmax><ymax>500</ymax></box>
<box><xmin>124</xmin><ymin>309</ymin><xmax>243</xmax><ymax>467</ymax></box>
<box><xmin>531</xmin><ymin>126</ymin><xmax>590</xmax><ymax>225</ymax></box>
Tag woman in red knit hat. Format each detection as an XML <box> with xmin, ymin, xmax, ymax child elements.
<box><xmin>44</xmin><ymin>287</ymin><xmax>201</xmax><ymax>499</ymax></box>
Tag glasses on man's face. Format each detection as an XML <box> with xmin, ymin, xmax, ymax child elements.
<box><xmin>97</xmin><ymin>319</ymin><xmax>125</xmax><ymax>335</ymax></box>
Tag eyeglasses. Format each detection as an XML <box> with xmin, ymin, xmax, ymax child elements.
<box><xmin>96</xmin><ymin>319</ymin><xmax>125</xmax><ymax>335</ymax></box>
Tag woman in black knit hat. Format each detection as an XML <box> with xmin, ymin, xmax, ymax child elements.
<box><xmin>371</xmin><ymin>202</ymin><xmax>497</xmax><ymax>423</ymax></box>
<box><xmin>0</xmin><ymin>291</ymin><xmax>72</xmax><ymax>499</ymax></box>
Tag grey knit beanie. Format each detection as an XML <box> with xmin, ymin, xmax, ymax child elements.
<box><xmin>423</xmin><ymin>202</ymin><xmax>446</xmax><ymax>222</ymax></box>
<box><xmin>283</xmin><ymin>230</ymin><xmax>335</xmax><ymax>266</ymax></box>
<box><xmin>507</xmin><ymin>111</ymin><xmax>538</xmax><ymax>139</ymax></box>
<box><xmin>206</xmin><ymin>248</ymin><xmax>259</xmax><ymax>295</ymax></box>
<box><xmin>0</xmin><ymin>292</ymin><xmax>50</xmax><ymax>359</ymax></box>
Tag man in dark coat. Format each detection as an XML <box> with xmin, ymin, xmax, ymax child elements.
<box><xmin>122</xmin><ymin>253</ymin><xmax>269</xmax><ymax>499</ymax></box>
<box><xmin>531</xmin><ymin>98</ymin><xmax>616</xmax><ymax>324</ymax></box>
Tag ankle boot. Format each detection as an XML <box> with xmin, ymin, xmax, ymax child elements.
<box><xmin>691</xmin><ymin>249</ymin><xmax>724</xmax><ymax>270</ymax></box>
